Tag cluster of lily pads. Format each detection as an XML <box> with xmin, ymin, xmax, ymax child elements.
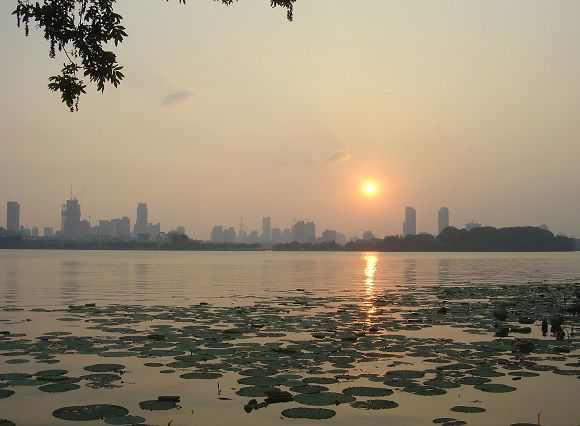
<box><xmin>0</xmin><ymin>282</ymin><xmax>578</xmax><ymax>425</ymax></box>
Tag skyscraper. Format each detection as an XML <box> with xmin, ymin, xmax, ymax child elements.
<box><xmin>6</xmin><ymin>201</ymin><xmax>20</xmax><ymax>232</ymax></box>
<box><xmin>271</xmin><ymin>228</ymin><xmax>282</xmax><ymax>244</ymax></box>
<box><xmin>112</xmin><ymin>217</ymin><xmax>131</xmax><ymax>239</ymax></box>
<box><xmin>223</xmin><ymin>227</ymin><xmax>236</xmax><ymax>243</ymax></box>
<box><xmin>211</xmin><ymin>226</ymin><xmax>224</xmax><ymax>242</ymax></box>
<box><xmin>261</xmin><ymin>217</ymin><xmax>271</xmax><ymax>242</ymax></box>
<box><xmin>321</xmin><ymin>229</ymin><xmax>337</xmax><ymax>242</ymax></box>
<box><xmin>305</xmin><ymin>221</ymin><xmax>316</xmax><ymax>243</ymax></box>
<box><xmin>61</xmin><ymin>198</ymin><xmax>81</xmax><ymax>237</ymax></box>
<box><xmin>438</xmin><ymin>207</ymin><xmax>449</xmax><ymax>234</ymax></box>
<box><xmin>403</xmin><ymin>206</ymin><xmax>416</xmax><ymax>237</ymax></box>
<box><xmin>134</xmin><ymin>203</ymin><xmax>148</xmax><ymax>236</ymax></box>
<box><xmin>292</xmin><ymin>221</ymin><xmax>305</xmax><ymax>243</ymax></box>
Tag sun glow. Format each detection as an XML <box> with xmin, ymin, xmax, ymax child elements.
<box><xmin>362</xmin><ymin>181</ymin><xmax>378</xmax><ymax>196</ymax></box>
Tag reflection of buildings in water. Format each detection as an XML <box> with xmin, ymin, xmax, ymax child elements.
<box><xmin>404</xmin><ymin>258</ymin><xmax>416</xmax><ymax>285</ymax></box>
<box><xmin>2</xmin><ymin>260</ymin><xmax>19</xmax><ymax>304</ymax></box>
<box><xmin>438</xmin><ymin>258</ymin><xmax>450</xmax><ymax>284</ymax></box>
<box><xmin>60</xmin><ymin>260</ymin><xmax>80</xmax><ymax>305</ymax></box>
<box><xmin>135</xmin><ymin>263</ymin><xmax>150</xmax><ymax>290</ymax></box>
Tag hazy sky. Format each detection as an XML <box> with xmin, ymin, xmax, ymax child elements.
<box><xmin>1</xmin><ymin>0</ymin><xmax>579</xmax><ymax>238</ymax></box>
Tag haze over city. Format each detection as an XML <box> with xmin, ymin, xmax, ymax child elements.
<box><xmin>1</xmin><ymin>1</ymin><xmax>579</xmax><ymax>238</ymax></box>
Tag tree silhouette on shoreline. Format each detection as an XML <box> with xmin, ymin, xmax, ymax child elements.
<box><xmin>13</xmin><ymin>0</ymin><xmax>295</xmax><ymax>111</ymax></box>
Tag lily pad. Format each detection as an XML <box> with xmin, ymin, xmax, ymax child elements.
<box><xmin>5</xmin><ymin>359</ymin><xmax>29</xmax><ymax>364</ymax></box>
<box><xmin>179</xmin><ymin>372</ymin><xmax>222</xmax><ymax>380</ymax></box>
<box><xmin>39</xmin><ymin>383</ymin><xmax>81</xmax><ymax>393</ymax></box>
<box><xmin>52</xmin><ymin>404</ymin><xmax>129</xmax><ymax>421</ymax></box>
<box><xmin>84</xmin><ymin>364</ymin><xmax>125</xmax><ymax>372</ymax></box>
<box><xmin>36</xmin><ymin>369</ymin><xmax>68</xmax><ymax>377</ymax></box>
<box><xmin>351</xmin><ymin>399</ymin><xmax>399</xmax><ymax>410</ymax></box>
<box><xmin>138</xmin><ymin>399</ymin><xmax>177</xmax><ymax>411</ymax></box>
<box><xmin>0</xmin><ymin>390</ymin><xmax>15</xmax><ymax>399</ymax></box>
<box><xmin>302</xmin><ymin>377</ymin><xmax>338</xmax><ymax>385</ymax></box>
<box><xmin>385</xmin><ymin>369</ymin><xmax>425</xmax><ymax>379</ymax></box>
<box><xmin>281</xmin><ymin>407</ymin><xmax>336</xmax><ymax>419</ymax></box>
<box><xmin>294</xmin><ymin>392</ymin><xmax>355</xmax><ymax>406</ymax></box>
<box><xmin>342</xmin><ymin>386</ymin><xmax>393</xmax><ymax>397</ymax></box>
<box><xmin>451</xmin><ymin>406</ymin><xmax>486</xmax><ymax>413</ymax></box>
<box><xmin>289</xmin><ymin>384</ymin><xmax>328</xmax><ymax>394</ymax></box>
<box><xmin>474</xmin><ymin>383</ymin><xmax>517</xmax><ymax>393</ymax></box>
<box><xmin>457</xmin><ymin>376</ymin><xmax>491</xmax><ymax>385</ymax></box>
<box><xmin>403</xmin><ymin>385</ymin><xmax>447</xmax><ymax>396</ymax></box>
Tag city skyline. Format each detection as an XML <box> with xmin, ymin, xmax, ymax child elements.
<box><xmin>1</xmin><ymin>1</ymin><xmax>579</xmax><ymax>238</ymax></box>
<box><xmin>3</xmin><ymin>197</ymin><xmax>563</xmax><ymax>241</ymax></box>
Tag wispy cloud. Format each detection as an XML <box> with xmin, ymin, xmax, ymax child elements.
<box><xmin>161</xmin><ymin>90</ymin><xmax>194</xmax><ymax>106</ymax></box>
<box><xmin>327</xmin><ymin>150</ymin><xmax>351</xmax><ymax>163</ymax></box>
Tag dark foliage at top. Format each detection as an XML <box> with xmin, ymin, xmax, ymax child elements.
<box><xmin>344</xmin><ymin>226</ymin><xmax>575</xmax><ymax>252</ymax></box>
<box><xmin>13</xmin><ymin>0</ymin><xmax>295</xmax><ymax>111</ymax></box>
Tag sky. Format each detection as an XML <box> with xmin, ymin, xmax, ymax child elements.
<box><xmin>1</xmin><ymin>0</ymin><xmax>579</xmax><ymax>239</ymax></box>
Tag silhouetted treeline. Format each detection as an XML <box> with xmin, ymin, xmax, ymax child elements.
<box><xmin>0</xmin><ymin>235</ymin><xmax>262</xmax><ymax>251</ymax></box>
<box><xmin>345</xmin><ymin>226</ymin><xmax>575</xmax><ymax>252</ymax></box>
<box><xmin>273</xmin><ymin>227</ymin><xmax>575</xmax><ymax>252</ymax></box>
<box><xmin>274</xmin><ymin>241</ymin><xmax>344</xmax><ymax>251</ymax></box>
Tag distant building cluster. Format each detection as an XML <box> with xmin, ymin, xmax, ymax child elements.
<box><xmin>3</xmin><ymin>198</ymin><xmax>163</xmax><ymax>241</ymax></box>
<box><xmin>210</xmin><ymin>217</ymin><xmax>346</xmax><ymax>246</ymax></box>
<box><xmin>403</xmin><ymin>205</ymin><xmax>451</xmax><ymax>237</ymax></box>
<box><xmin>401</xmin><ymin>205</ymin><xmax>486</xmax><ymax>236</ymax></box>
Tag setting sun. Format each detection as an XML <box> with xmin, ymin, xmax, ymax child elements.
<box><xmin>362</xmin><ymin>181</ymin><xmax>378</xmax><ymax>196</ymax></box>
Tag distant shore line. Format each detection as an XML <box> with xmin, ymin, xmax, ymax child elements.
<box><xmin>0</xmin><ymin>226</ymin><xmax>577</xmax><ymax>252</ymax></box>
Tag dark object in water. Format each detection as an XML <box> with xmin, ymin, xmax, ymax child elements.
<box><xmin>158</xmin><ymin>396</ymin><xmax>180</xmax><ymax>402</ymax></box>
<box><xmin>512</xmin><ymin>339</ymin><xmax>535</xmax><ymax>353</ymax></box>
<box><xmin>565</xmin><ymin>302</ymin><xmax>580</xmax><ymax>315</ymax></box>
<box><xmin>243</xmin><ymin>399</ymin><xmax>267</xmax><ymax>413</ymax></box>
<box><xmin>550</xmin><ymin>315</ymin><xmax>563</xmax><ymax>328</ymax></box>
<box><xmin>493</xmin><ymin>306</ymin><xmax>508</xmax><ymax>321</ymax></box>
<box><xmin>437</xmin><ymin>306</ymin><xmax>448</xmax><ymax>314</ymax></box>
<box><xmin>494</xmin><ymin>323</ymin><xmax>510</xmax><ymax>337</ymax></box>
<box><xmin>552</xmin><ymin>326</ymin><xmax>565</xmax><ymax>340</ymax></box>
<box><xmin>541</xmin><ymin>319</ymin><xmax>548</xmax><ymax>336</ymax></box>
<box><xmin>264</xmin><ymin>390</ymin><xmax>293</xmax><ymax>404</ymax></box>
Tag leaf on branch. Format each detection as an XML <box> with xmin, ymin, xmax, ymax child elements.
<box><xmin>15</xmin><ymin>0</ymin><xmax>296</xmax><ymax>111</ymax></box>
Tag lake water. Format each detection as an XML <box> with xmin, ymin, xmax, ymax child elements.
<box><xmin>0</xmin><ymin>250</ymin><xmax>579</xmax><ymax>425</ymax></box>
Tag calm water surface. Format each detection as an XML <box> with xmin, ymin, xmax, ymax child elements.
<box><xmin>0</xmin><ymin>250</ymin><xmax>579</xmax><ymax>426</ymax></box>
<box><xmin>1</xmin><ymin>250</ymin><xmax>580</xmax><ymax>307</ymax></box>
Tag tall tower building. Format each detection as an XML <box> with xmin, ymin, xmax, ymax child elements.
<box><xmin>305</xmin><ymin>221</ymin><xmax>316</xmax><ymax>243</ymax></box>
<box><xmin>238</xmin><ymin>215</ymin><xmax>247</xmax><ymax>243</ymax></box>
<box><xmin>261</xmin><ymin>217</ymin><xmax>271</xmax><ymax>243</ymax></box>
<box><xmin>6</xmin><ymin>201</ymin><xmax>20</xmax><ymax>232</ymax></box>
<box><xmin>403</xmin><ymin>206</ymin><xmax>416</xmax><ymax>237</ymax></box>
<box><xmin>211</xmin><ymin>225</ymin><xmax>224</xmax><ymax>242</ymax></box>
<box><xmin>61</xmin><ymin>198</ymin><xmax>81</xmax><ymax>237</ymax></box>
<box><xmin>438</xmin><ymin>207</ymin><xmax>449</xmax><ymax>234</ymax></box>
<box><xmin>292</xmin><ymin>221</ymin><xmax>305</xmax><ymax>243</ymax></box>
<box><xmin>134</xmin><ymin>203</ymin><xmax>148</xmax><ymax>236</ymax></box>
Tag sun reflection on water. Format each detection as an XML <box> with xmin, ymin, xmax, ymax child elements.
<box><xmin>364</xmin><ymin>255</ymin><xmax>378</xmax><ymax>321</ymax></box>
